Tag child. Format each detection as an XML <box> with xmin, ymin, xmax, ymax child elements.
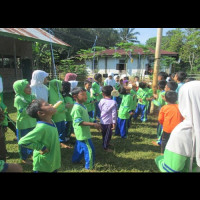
<box><xmin>113</xmin><ymin>75</ymin><xmax>122</xmax><ymax>109</ymax></box>
<box><xmin>71</xmin><ymin>87</ymin><xmax>102</xmax><ymax>170</ymax></box>
<box><xmin>84</xmin><ymin>80</ymin><xmax>95</xmax><ymax>119</ymax></box>
<box><xmin>158</xmin><ymin>91</ymin><xmax>183</xmax><ymax>154</ymax></box>
<box><xmin>155</xmin><ymin>81</ymin><xmax>200</xmax><ymax>172</ymax></box>
<box><xmin>30</xmin><ymin>70</ymin><xmax>49</xmax><ymax>102</ymax></box>
<box><xmin>13</xmin><ymin>79</ymin><xmax>37</xmax><ymax>164</ymax></box>
<box><xmin>133</xmin><ymin>82</ymin><xmax>149</xmax><ymax>122</ymax></box>
<box><xmin>158</xmin><ymin>71</ymin><xmax>168</xmax><ymax>81</ymax></box>
<box><xmin>98</xmin><ymin>86</ymin><xmax>117</xmax><ymax>152</ymax></box>
<box><xmin>104</xmin><ymin>72</ymin><xmax>116</xmax><ymax>87</ymax></box>
<box><xmin>91</xmin><ymin>73</ymin><xmax>103</xmax><ymax>120</ymax></box>
<box><xmin>61</xmin><ymin>81</ymin><xmax>74</xmax><ymax>144</ymax></box>
<box><xmin>115</xmin><ymin>87</ymin><xmax>134</xmax><ymax>138</ymax></box>
<box><xmin>49</xmin><ymin>79</ymin><xmax>69</xmax><ymax>148</ymax></box>
<box><xmin>173</xmin><ymin>71</ymin><xmax>187</xmax><ymax>95</ymax></box>
<box><xmin>64</xmin><ymin>73</ymin><xmax>78</xmax><ymax>91</ymax></box>
<box><xmin>18</xmin><ymin>99</ymin><xmax>61</xmax><ymax>172</ymax></box>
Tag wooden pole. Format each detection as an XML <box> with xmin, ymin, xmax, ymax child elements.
<box><xmin>150</xmin><ymin>28</ymin><xmax>163</xmax><ymax>114</ymax></box>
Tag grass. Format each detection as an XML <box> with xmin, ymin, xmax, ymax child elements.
<box><xmin>4</xmin><ymin>92</ymin><xmax>161</xmax><ymax>173</ymax></box>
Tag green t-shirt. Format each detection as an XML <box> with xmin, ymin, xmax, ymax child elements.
<box><xmin>118</xmin><ymin>94</ymin><xmax>133</xmax><ymax>119</ymax></box>
<box><xmin>155</xmin><ymin>149</ymin><xmax>198</xmax><ymax>172</ymax></box>
<box><xmin>71</xmin><ymin>103</ymin><xmax>92</xmax><ymax>140</ymax></box>
<box><xmin>84</xmin><ymin>90</ymin><xmax>95</xmax><ymax>112</ymax></box>
<box><xmin>14</xmin><ymin>95</ymin><xmax>37</xmax><ymax>130</ymax></box>
<box><xmin>18</xmin><ymin>121</ymin><xmax>61</xmax><ymax>172</ymax></box>
<box><xmin>91</xmin><ymin>81</ymin><xmax>102</xmax><ymax>102</ymax></box>
<box><xmin>137</xmin><ymin>88</ymin><xmax>148</xmax><ymax>106</ymax></box>
<box><xmin>153</xmin><ymin>90</ymin><xmax>166</xmax><ymax>108</ymax></box>
<box><xmin>130</xmin><ymin>89</ymin><xmax>137</xmax><ymax>111</ymax></box>
<box><xmin>63</xmin><ymin>95</ymin><xmax>74</xmax><ymax>121</ymax></box>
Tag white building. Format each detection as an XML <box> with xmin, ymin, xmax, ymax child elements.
<box><xmin>85</xmin><ymin>47</ymin><xmax>178</xmax><ymax>78</ymax></box>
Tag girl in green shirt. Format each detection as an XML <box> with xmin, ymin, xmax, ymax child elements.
<box><xmin>13</xmin><ymin>79</ymin><xmax>37</xmax><ymax>164</ymax></box>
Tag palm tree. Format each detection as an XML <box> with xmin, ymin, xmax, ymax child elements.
<box><xmin>119</xmin><ymin>28</ymin><xmax>140</xmax><ymax>43</ymax></box>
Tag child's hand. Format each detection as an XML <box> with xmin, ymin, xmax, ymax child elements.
<box><xmin>40</xmin><ymin>148</ymin><xmax>49</xmax><ymax>155</ymax></box>
<box><xmin>129</xmin><ymin>112</ymin><xmax>134</xmax><ymax>116</ymax></box>
<box><xmin>111</xmin><ymin>124</ymin><xmax>116</xmax><ymax>130</ymax></box>
<box><xmin>139</xmin><ymin>98</ymin><xmax>143</xmax><ymax>103</ymax></box>
<box><xmin>161</xmin><ymin>95</ymin><xmax>166</xmax><ymax>101</ymax></box>
<box><xmin>93</xmin><ymin>123</ymin><xmax>102</xmax><ymax>132</ymax></box>
<box><xmin>153</xmin><ymin>94</ymin><xmax>158</xmax><ymax>99</ymax></box>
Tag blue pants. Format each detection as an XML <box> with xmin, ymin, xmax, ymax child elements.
<box><xmin>55</xmin><ymin>121</ymin><xmax>67</xmax><ymax>143</ymax></box>
<box><xmin>93</xmin><ymin>101</ymin><xmax>101</xmax><ymax>119</ymax></box>
<box><xmin>17</xmin><ymin>128</ymin><xmax>34</xmax><ymax>160</ymax></box>
<box><xmin>72</xmin><ymin>139</ymin><xmax>95</xmax><ymax>169</ymax></box>
<box><xmin>113</xmin><ymin>96</ymin><xmax>122</xmax><ymax>110</ymax></box>
<box><xmin>133</xmin><ymin>103</ymin><xmax>147</xmax><ymax>122</ymax></box>
<box><xmin>115</xmin><ymin>118</ymin><xmax>128</xmax><ymax>138</ymax></box>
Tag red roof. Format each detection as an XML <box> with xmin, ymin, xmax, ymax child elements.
<box><xmin>98</xmin><ymin>47</ymin><xmax>178</xmax><ymax>56</ymax></box>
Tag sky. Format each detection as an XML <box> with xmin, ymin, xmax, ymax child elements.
<box><xmin>134</xmin><ymin>28</ymin><xmax>176</xmax><ymax>44</ymax></box>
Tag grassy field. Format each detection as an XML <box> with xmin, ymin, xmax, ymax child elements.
<box><xmin>4</xmin><ymin>92</ymin><xmax>161</xmax><ymax>173</ymax></box>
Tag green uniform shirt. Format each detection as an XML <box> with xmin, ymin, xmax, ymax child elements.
<box><xmin>13</xmin><ymin>79</ymin><xmax>37</xmax><ymax>130</ymax></box>
<box><xmin>49</xmin><ymin>79</ymin><xmax>66</xmax><ymax>123</ymax></box>
<box><xmin>18</xmin><ymin>121</ymin><xmax>61</xmax><ymax>172</ymax></box>
<box><xmin>63</xmin><ymin>96</ymin><xmax>74</xmax><ymax>121</ymax></box>
<box><xmin>84</xmin><ymin>90</ymin><xmax>95</xmax><ymax>112</ymax></box>
<box><xmin>130</xmin><ymin>89</ymin><xmax>137</xmax><ymax>111</ymax></box>
<box><xmin>118</xmin><ymin>94</ymin><xmax>133</xmax><ymax>119</ymax></box>
<box><xmin>71</xmin><ymin>103</ymin><xmax>92</xmax><ymax>140</ymax></box>
<box><xmin>92</xmin><ymin>81</ymin><xmax>102</xmax><ymax>101</ymax></box>
<box><xmin>153</xmin><ymin>90</ymin><xmax>166</xmax><ymax>108</ymax></box>
<box><xmin>155</xmin><ymin>149</ymin><xmax>198</xmax><ymax>172</ymax></box>
<box><xmin>137</xmin><ymin>88</ymin><xmax>148</xmax><ymax>106</ymax></box>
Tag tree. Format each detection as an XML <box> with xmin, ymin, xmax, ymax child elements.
<box><xmin>118</xmin><ymin>28</ymin><xmax>140</xmax><ymax>43</ymax></box>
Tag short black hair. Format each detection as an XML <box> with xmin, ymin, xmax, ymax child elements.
<box><xmin>165</xmin><ymin>90</ymin><xmax>178</xmax><ymax>104</ymax></box>
<box><xmin>139</xmin><ymin>82</ymin><xmax>146</xmax><ymax>89</ymax></box>
<box><xmin>176</xmin><ymin>71</ymin><xmax>187</xmax><ymax>82</ymax></box>
<box><xmin>102</xmin><ymin>85</ymin><xmax>113</xmax><ymax>96</ymax></box>
<box><xmin>84</xmin><ymin>80</ymin><xmax>92</xmax><ymax>85</ymax></box>
<box><xmin>158</xmin><ymin>72</ymin><xmax>168</xmax><ymax>80</ymax></box>
<box><xmin>26</xmin><ymin>99</ymin><xmax>44</xmax><ymax>120</ymax></box>
<box><xmin>119</xmin><ymin>86</ymin><xmax>127</xmax><ymax>95</ymax></box>
<box><xmin>166</xmin><ymin>81</ymin><xmax>178</xmax><ymax>91</ymax></box>
<box><xmin>94</xmin><ymin>73</ymin><xmax>102</xmax><ymax>81</ymax></box>
<box><xmin>71</xmin><ymin>87</ymin><xmax>86</xmax><ymax>96</ymax></box>
<box><xmin>158</xmin><ymin>80</ymin><xmax>167</xmax><ymax>90</ymax></box>
<box><xmin>62</xmin><ymin>81</ymin><xmax>71</xmax><ymax>97</ymax></box>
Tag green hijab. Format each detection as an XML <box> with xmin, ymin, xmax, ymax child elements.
<box><xmin>13</xmin><ymin>79</ymin><xmax>32</xmax><ymax>106</ymax></box>
<box><xmin>49</xmin><ymin>79</ymin><xmax>64</xmax><ymax>104</ymax></box>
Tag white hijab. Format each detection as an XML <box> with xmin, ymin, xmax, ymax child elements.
<box><xmin>104</xmin><ymin>72</ymin><xmax>116</xmax><ymax>87</ymax></box>
<box><xmin>166</xmin><ymin>81</ymin><xmax>200</xmax><ymax>170</ymax></box>
<box><xmin>30</xmin><ymin>70</ymin><xmax>49</xmax><ymax>102</ymax></box>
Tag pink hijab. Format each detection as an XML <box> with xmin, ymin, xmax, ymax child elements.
<box><xmin>64</xmin><ymin>73</ymin><xmax>77</xmax><ymax>81</ymax></box>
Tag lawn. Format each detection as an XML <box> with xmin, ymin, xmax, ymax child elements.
<box><xmin>4</xmin><ymin>92</ymin><xmax>161</xmax><ymax>173</ymax></box>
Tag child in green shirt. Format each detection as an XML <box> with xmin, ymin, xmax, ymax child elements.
<box><xmin>13</xmin><ymin>79</ymin><xmax>37</xmax><ymax>164</ymax></box>
<box><xmin>18</xmin><ymin>99</ymin><xmax>61</xmax><ymax>172</ymax></box>
<box><xmin>115</xmin><ymin>87</ymin><xmax>134</xmax><ymax>138</ymax></box>
<box><xmin>71</xmin><ymin>87</ymin><xmax>101</xmax><ymax>170</ymax></box>
<box><xmin>61</xmin><ymin>81</ymin><xmax>74</xmax><ymax>145</ymax></box>
<box><xmin>91</xmin><ymin>73</ymin><xmax>103</xmax><ymax>120</ymax></box>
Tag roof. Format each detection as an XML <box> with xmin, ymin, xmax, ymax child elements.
<box><xmin>0</xmin><ymin>28</ymin><xmax>70</xmax><ymax>48</ymax></box>
<box><xmin>99</xmin><ymin>48</ymin><xmax>178</xmax><ymax>56</ymax></box>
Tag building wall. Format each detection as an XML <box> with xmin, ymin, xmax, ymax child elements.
<box><xmin>86</xmin><ymin>55</ymin><xmax>149</xmax><ymax>77</ymax></box>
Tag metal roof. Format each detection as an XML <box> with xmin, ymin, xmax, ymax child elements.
<box><xmin>0</xmin><ymin>28</ymin><xmax>70</xmax><ymax>48</ymax></box>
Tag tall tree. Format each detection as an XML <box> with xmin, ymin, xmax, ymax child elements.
<box><xmin>118</xmin><ymin>28</ymin><xmax>140</xmax><ymax>43</ymax></box>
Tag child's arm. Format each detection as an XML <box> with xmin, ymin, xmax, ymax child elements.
<box><xmin>158</xmin><ymin>108</ymin><xmax>164</xmax><ymax>125</ymax></box>
<box><xmin>80</xmin><ymin>121</ymin><xmax>102</xmax><ymax>132</ymax></box>
<box><xmin>18</xmin><ymin>128</ymin><xmax>48</xmax><ymax>153</ymax></box>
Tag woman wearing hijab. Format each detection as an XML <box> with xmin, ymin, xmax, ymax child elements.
<box><xmin>13</xmin><ymin>80</ymin><xmax>37</xmax><ymax>164</ymax></box>
<box><xmin>64</xmin><ymin>73</ymin><xmax>78</xmax><ymax>91</ymax></box>
<box><xmin>30</xmin><ymin>70</ymin><xmax>49</xmax><ymax>102</ymax></box>
<box><xmin>104</xmin><ymin>72</ymin><xmax>116</xmax><ymax>87</ymax></box>
<box><xmin>155</xmin><ymin>81</ymin><xmax>200</xmax><ymax>172</ymax></box>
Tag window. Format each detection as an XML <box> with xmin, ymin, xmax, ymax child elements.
<box><xmin>116</xmin><ymin>59</ymin><xmax>126</xmax><ymax>70</ymax></box>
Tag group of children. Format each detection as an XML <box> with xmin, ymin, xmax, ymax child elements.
<box><xmin>0</xmin><ymin>69</ymin><xmax>197</xmax><ymax>172</ymax></box>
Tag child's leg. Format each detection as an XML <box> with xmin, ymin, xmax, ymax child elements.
<box><xmin>17</xmin><ymin>128</ymin><xmax>34</xmax><ymax>161</ymax></box>
<box><xmin>117</xmin><ymin>118</ymin><xmax>128</xmax><ymax>138</ymax></box>
<box><xmin>140</xmin><ymin>105</ymin><xmax>147</xmax><ymax>122</ymax></box>
<box><xmin>55</xmin><ymin>121</ymin><xmax>67</xmax><ymax>143</ymax></box>
<box><xmin>65</xmin><ymin>121</ymin><xmax>72</xmax><ymax>139</ymax></box>
<box><xmin>101</xmin><ymin>124</ymin><xmax>112</xmax><ymax>149</ymax></box>
<box><xmin>95</xmin><ymin>101</ymin><xmax>101</xmax><ymax>119</ymax></box>
<box><xmin>133</xmin><ymin>104</ymin><xmax>141</xmax><ymax>120</ymax></box>
<box><xmin>72</xmin><ymin>140</ymin><xmax>84</xmax><ymax>163</ymax></box>
<box><xmin>115</xmin><ymin>118</ymin><xmax>121</xmax><ymax>136</ymax></box>
<box><xmin>83</xmin><ymin>139</ymin><xmax>95</xmax><ymax>169</ymax></box>
<box><xmin>161</xmin><ymin>131</ymin><xmax>170</xmax><ymax>154</ymax></box>
<box><xmin>0</xmin><ymin>127</ymin><xmax>6</xmax><ymax>162</ymax></box>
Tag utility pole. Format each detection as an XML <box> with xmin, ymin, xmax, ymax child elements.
<box><xmin>150</xmin><ymin>28</ymin><xmax>163</xmax><ymax>114</ymax></box>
